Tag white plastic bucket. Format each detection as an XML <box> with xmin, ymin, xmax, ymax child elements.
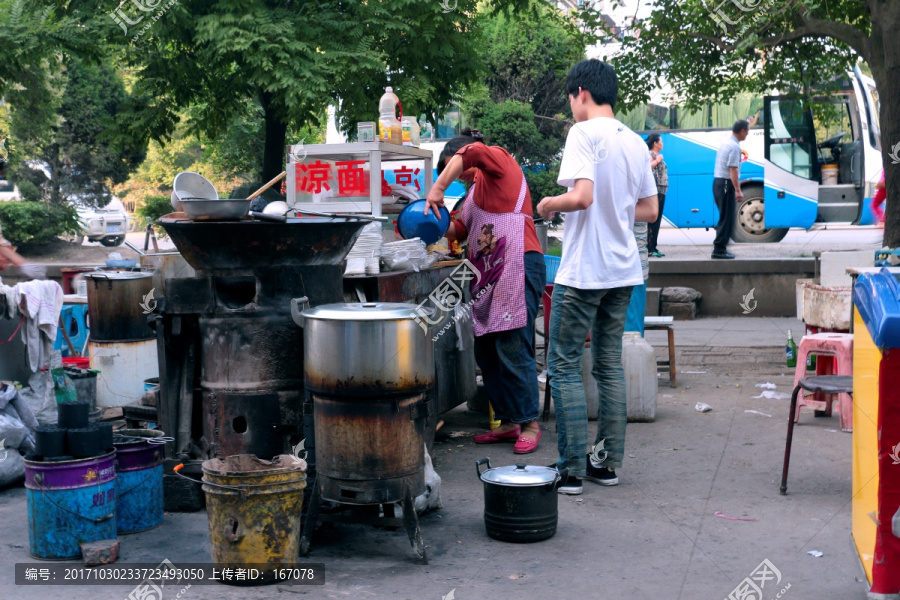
<box><xmin>821</xmin><ymin>165</ymin><xmax>838</xmax><ymax>185</ymax></box>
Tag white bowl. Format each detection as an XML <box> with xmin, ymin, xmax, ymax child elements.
<box><xmin>172</xmin><ymin>171</ymin><xmax>218</xmax><ymax>211</ymax></box>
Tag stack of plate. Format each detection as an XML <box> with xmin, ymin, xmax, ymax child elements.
<box><xmin>345</xmin><ymin>223</ymin><xmax>384</xmax><ymax>276</ymax></box>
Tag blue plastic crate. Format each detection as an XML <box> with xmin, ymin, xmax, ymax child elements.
<box><xmin>544</xmin><ymin>255</ymin><xmax>561</xmax><ymax>284</ymax></box>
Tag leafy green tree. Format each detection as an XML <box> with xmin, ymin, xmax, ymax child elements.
<box><xmin>113</xmin><ymin>0</ymin><xmax>533</xmax><ymax>183</ymax></box>
<box><xmin>9</xmin><ymin>59</ymin><xmax>146</xmax><ymax>206</ymax></box>
<box><xmin>607</xmin><ymin>0</ymin><xmax>900</xmax><ymax>246</ymax></box>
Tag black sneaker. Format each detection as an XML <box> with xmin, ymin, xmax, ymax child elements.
<box><xmin>556</xmin><ymin>474</ymin><xmax>582</xmax><ymax>495</ymax></box>
<box><xmin>711</xmin><ymin>251</ymin><xmax>736</xmax><ymax>259</ymax></box>
<box><xmin>584</xmin><ymin>456</ymin><xmax>618</xmax><ymax>486</ymax></box>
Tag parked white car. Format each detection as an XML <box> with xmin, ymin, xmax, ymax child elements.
<box><xmin>69</xmin><ymin>197</ymin><xmax>135</xmax><ymax>247</ymax></box>
<box><xmin>0</xmin><ymin>179</ymin><xmax>21</xmax><ymax>202</ymax></box>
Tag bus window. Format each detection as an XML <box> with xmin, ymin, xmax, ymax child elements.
<box><xmin>644</xmin><ymin>104</ymin><xmax>670</xmax><ymax>130</ymax></box>
<box><xmin>618</xmin><ymin>104</ymin><xmax>649</xmax><ymax>131</ymax></box>
<box><xmin>765</xmin><ymin>97</ymin><xmax>817</xmax><ymax>181</ymax></box>
<box><xmin>813</xmin><ymin>99</ymin><xmax>853</xmax><ymax>144</ymax></box>
<box><xmin>674</xmin><ymin>107</ymin><xmax>709</xmax><ymax>130</ymax></box>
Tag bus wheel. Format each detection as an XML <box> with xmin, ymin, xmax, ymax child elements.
<box><xmin>731</xmin><ymin>185</ymin><xmax>788</xmax><ymax>243</ymax></box>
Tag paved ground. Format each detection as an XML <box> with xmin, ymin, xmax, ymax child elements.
<box><xmin>0</xmin><ymin>317</ymin><xmax>869</xmax><ymax>600</ymax></box>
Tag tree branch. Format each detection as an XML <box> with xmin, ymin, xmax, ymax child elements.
<box><xmin>756</xmin><ymin>3</ymin><xmax>869</xmax><ymax>61</ymax></box>
<box><xmin>685</xmin><ymin>2</ymin><xmax>869</xmax><ymax>61</ymax></box>
<box><xmin>682</xmin><ymin>32</ymin><xmax>736</xmax><ymax>52</ymax></box>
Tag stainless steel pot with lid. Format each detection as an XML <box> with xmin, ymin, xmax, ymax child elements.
<box><xmin>297</xmin><ymin>301</ymin><xmax>434</xmax><ymax>397</ymax></box>
<box><xmin>476</xmin><ymin>458</ymin><xmax>560</xmax><ymax>543</ymax></box>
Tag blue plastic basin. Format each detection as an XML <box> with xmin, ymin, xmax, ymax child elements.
<box><xmin>397</xmin><ymin>199</ymin><xmax>450</xmax><ymax>245</ymax></box>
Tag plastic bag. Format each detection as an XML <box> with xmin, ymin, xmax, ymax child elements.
<box><xmin>19</xmin><ymin>370</ymin><xmax>58</xmax><ymax>425</ymax></box>
<box><xmin>0</xmin><ymin>381</ymin><xmax>15</xmax><ymax>410</ymax></box>
<box><xmin>0</xmin><ymin>450</ymin><xmax>25</xmax><ymax>487</ymax></box>
<box><xmin>0</xmin><ymin>412</ymin><xmax>30</xmax><ymax>452</ymax></box>
<box><xmin>51</xmin><ymin>367</ymin><xmax>77</xmax><ymax>404</ymax></box>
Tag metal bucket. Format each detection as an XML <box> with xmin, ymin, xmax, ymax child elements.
<box><xmin>25</xmin><ymin>452</ymin><xmax>117</xmax><ymax>560</ymax></box>
<box><xmin>114</xmin><ymin>430</ymin><xmax>165</xmax><ymax>534</ymax></box>
<box><xmin>85</xmin><ymin>271</ymin><xmax>156</xmax><ymax>342</ymax></box>
<box><xmin>202</xmin><ymin>454</ymin><xmax>307</xmax><ymax>585</ymax></box>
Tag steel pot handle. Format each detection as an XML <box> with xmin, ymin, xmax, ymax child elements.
<box><xmin>475</xmin><ymin>457</ymin><xmax>491</xmax><ymax>479</ymax></box>
<box><xmin>550</xmin><ymin>466</ymin><xmax>565</xmax><ymax>489</ymax></box>
<box><xmin>291</xmin><ymin>296</ymin><xmax>310</xmax><ymax>327</ymax></box>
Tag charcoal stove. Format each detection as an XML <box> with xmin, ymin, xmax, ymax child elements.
<box><xmin>295</xmin><ymin>302</ymin><xmax>433</xmax><ymax>564</ymax></box>
<box><xmin>153</xmin><ymin>214</ymin><xmax>365</xmax><ymax>463</ymax></box>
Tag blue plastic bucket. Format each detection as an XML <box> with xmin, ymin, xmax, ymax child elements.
<box><xmin>114</xmin><ymin>430</ymin><xmax>165</xmax><ymax>534</ymax></box>
<box><xmin>544</xmin><ymin>255</ymin><xmax>561</xmax><ymax>284</ymax></box>
<box><xmin>25</xmin><ymin>452</ymin><xmax>117</xmax><ymax>560</ymax></box>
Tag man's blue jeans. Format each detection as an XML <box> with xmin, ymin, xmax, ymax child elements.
<box><xmin>548</xmin><ymin>283</ymin><xmax>633</xmax><ymax>477</ymax></box>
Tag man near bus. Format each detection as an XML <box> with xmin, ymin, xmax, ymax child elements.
<box><xmin>711</xmin><ymin>120</ymin><xmax>749</xmax><ymax>259</ymax></box>
<box><xmin>537</xmin><ymin>59</ymin><xmax>658</xmax><ymax>495</ymax></box>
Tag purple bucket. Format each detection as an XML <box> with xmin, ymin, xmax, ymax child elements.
<box><xmin>25</xmin><ymin>452</ymin><xmax>117</xmax><ymax>560</ymax></box>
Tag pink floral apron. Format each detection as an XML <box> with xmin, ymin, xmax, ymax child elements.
<box><xmin>460</xmin><ymin>175</ymin><xmax>530</xmax><ymax>337</ymax></box>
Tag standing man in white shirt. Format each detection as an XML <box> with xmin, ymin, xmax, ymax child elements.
<box><xmin>711</xmin><ymin>120</ymin><xmax>749</xmax><ymax>259</ymax></box>
<box><xmin>537</xmin><ymin>59</ymin><xmax>658</xmax><ymax>495</ymax></box>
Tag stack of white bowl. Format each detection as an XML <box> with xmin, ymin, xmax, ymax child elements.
<box><xmin>381</xmin><ymin>238</ymin><xmax>428</xmax><ymax>272</ymax></box>
<box><xmin>345</xmin><ymin>223</ymin><xmax>383</xmax><ymax>276</ymax></box>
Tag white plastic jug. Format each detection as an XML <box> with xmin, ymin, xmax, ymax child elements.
<box><xmin>623</xmin><ymin>332</ymin><xmax>658</xmax><ymax>422</ymax></box>
<box><xmin>378</xmin><ymin>87</ymin><xmax>402</xmax><ymax>144</ymax></box>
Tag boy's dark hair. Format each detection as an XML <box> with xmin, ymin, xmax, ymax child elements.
<box><xmin>565</xmin><ymin>59</ymin><xmax>618</xmax><ymax>110</ymax></box>
<box><xmin>733</xmin><ymin>119</ymin><xmax>750</xmax><ymax>134</ymax></box>
<box><xmin>645</xmin><ymin>133</ymin><xmax>661</xmax><ymax>150</ymax></box>
<box><xmin>437</xmin><ymin>128</ymin><xmax>486</xmax><ymax>175</ymax></box>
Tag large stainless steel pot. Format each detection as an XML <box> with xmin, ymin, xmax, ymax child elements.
<box><xmin>298</xmin><ymin>302</ymin><xmax>434</xmax><ymax>396</ymax></box>
<box><xmin>85</xmin><ymin>271</ymin><xmax>155</xmax><ymax>342</ymax></box>
<box><xmin>297</xmin><ymin>301</ymin><xmax>435</xmax><ymax>504</ymax></box>
<box><xmin>476</xmin><ymin>458</ymin><xmax>560</xmax><ymax>543</ymax></box>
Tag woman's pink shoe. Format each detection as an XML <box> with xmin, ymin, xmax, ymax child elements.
<box><xmin>513</xmin><ymin>429</ymin><xmax>542</xmax><ymax>454</ymax></box>
<box><xmin>473</xmin><ymin>426</ymin><xmax>521</xmax><ymax>444</ymax></box>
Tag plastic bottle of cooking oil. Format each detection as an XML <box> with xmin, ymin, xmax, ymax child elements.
<box><xmin>402</xmin><ymin>116</ymin><xmax>420</xmax><ymax>146</ymax></box>
<box><xmin>378</xmin><ymin>87</ymin><xmax>403</xmax><ymax>145</ymax></box>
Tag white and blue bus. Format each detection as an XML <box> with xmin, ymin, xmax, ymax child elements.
<box><xmin>618</xmin><ymin>66</ymin><xmax>882</xmax><ymax>242</ymax></box>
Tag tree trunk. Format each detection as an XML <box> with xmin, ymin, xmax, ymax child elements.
<box><xmin>46</xmin><ymin>142</ymin><xmax>63</xmax><ymax>206</ymax></box>
<box><xmin>871</xmin><ymin>1</ymin><xmax>900</xmax><ymax>248</ymax></box>
<box><xmin>260</xmin><ymin>91</ymin><xmax>288</xmax><ymax>184</ymax></box>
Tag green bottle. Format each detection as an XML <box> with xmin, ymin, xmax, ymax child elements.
<box><xmin>806</xmin><ymin>328</ymin><xmax>816</xmax><ymax>370</ymax></box>
<box><xmin>786</xmin><ymin>329</ymin><xmax>797</xmax><ymax>368</ymax></box>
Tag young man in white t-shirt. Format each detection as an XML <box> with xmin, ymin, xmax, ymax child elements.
<box><xmin>537</xmin><ymin>59</ymin><xmax>658</xmax><ymax>495</ymax></box>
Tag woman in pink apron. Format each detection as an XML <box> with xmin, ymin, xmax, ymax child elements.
<box><xmin>425</xmin><ymin>129</ymin><xmax>546</xmax><ymax>454</ymax></box>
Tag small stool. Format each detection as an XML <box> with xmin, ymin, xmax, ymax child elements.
<box><xmin>645</xmin><ymin>316</ymin><xmax>676</xmax><ymax>388</ymax></box>
<box><xmin>780</xmin><ymin>375</ymin><xmax>853</xmax><ymax>494</ymax></box>
<box><xmin>792</xmin><ymin>333</ymin><xmax>853</xmax><ymax>431</ymax></box>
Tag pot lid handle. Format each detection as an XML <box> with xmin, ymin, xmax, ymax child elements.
<box><xmin>515</xmin><ymin>463</ymin><xmax>526</xmax><ymax>470</ymax></box>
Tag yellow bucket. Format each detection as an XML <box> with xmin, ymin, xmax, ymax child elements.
<box><xmin>201</xmin><ymin>454</ymin><xmax>307</xmax><ymax>584</ymax></box>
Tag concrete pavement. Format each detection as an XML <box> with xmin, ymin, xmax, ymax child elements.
<box><xmin>0</xmin><ymin>319</ymin><xmax>868</xmax><ymax>599</ymax></box>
